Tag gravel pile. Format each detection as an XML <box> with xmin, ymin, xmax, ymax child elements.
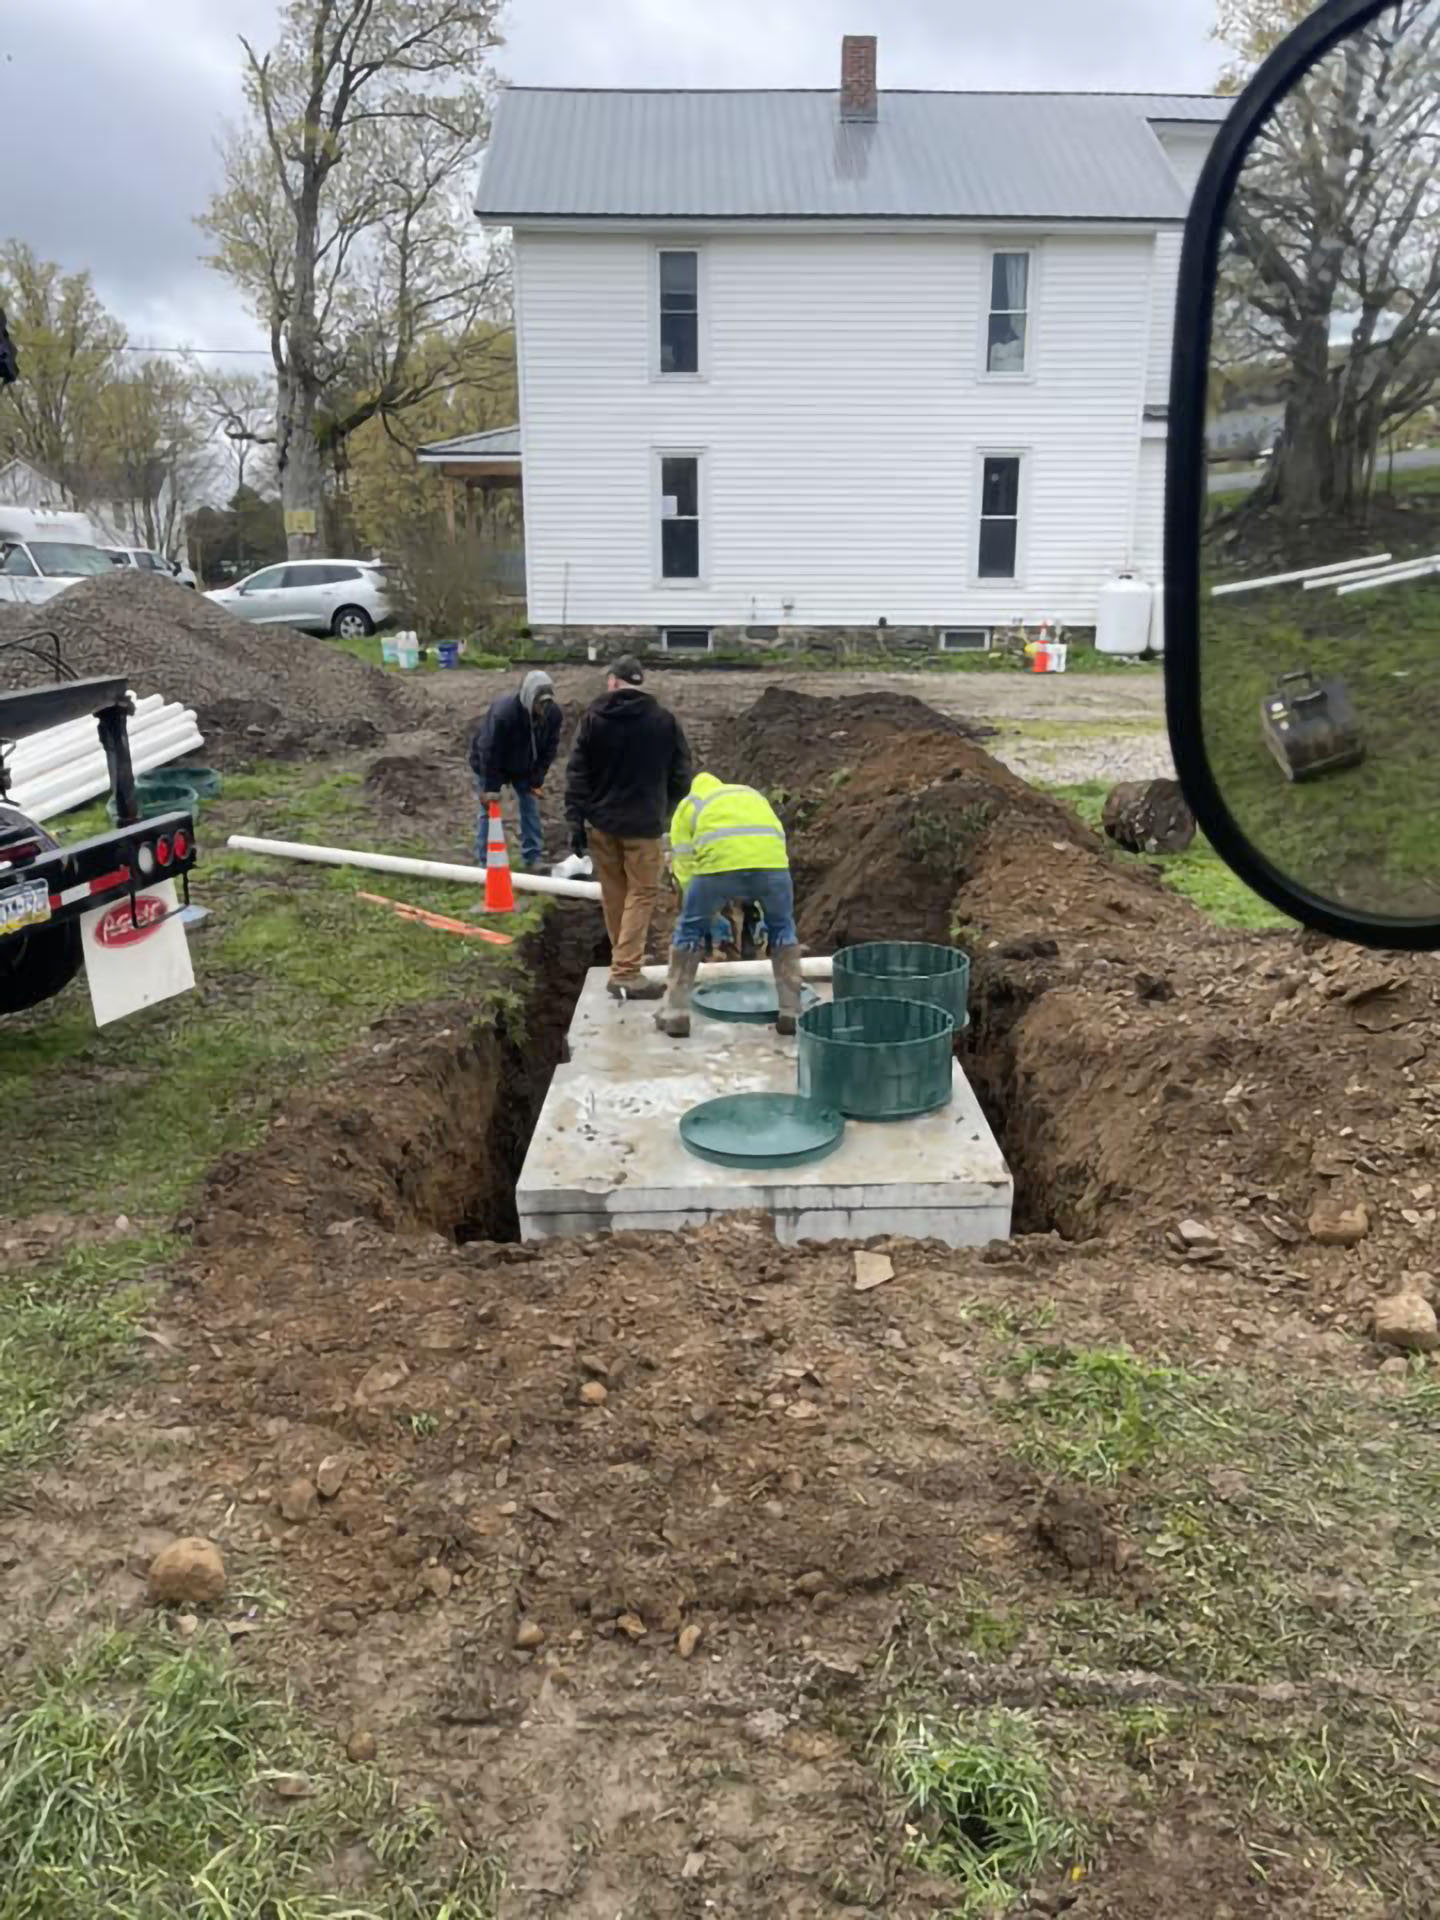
<box><xmin>0</xmin><ymin>572</ymin><xmax>420</xmax><ymax>758</ymax></box>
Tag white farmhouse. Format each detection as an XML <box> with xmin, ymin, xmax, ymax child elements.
<box><xmin>470</xmin><ymin>37</ymin><xmax>1227</xmax><ymax>653</ymax></box>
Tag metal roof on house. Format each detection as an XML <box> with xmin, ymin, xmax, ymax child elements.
<box><xmin>474</xmin><ymin>89</ymin><xmax>1231</xmax><ymax>226</ymax></box>
<box><xmin>416</xmin><ymin>426</ymin><xmax>522</xmax><ymax>463</ymax></box>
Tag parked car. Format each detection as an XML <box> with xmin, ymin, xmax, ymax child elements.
<box><xmin>103</xmin><ymin>546</ymin><xmax>197</xmax><ymax>588</ymax></box>
<box><xmin>0</xmin><ymin>509</ymin><xmax>114</xmax><ymax>606</ymax></box>
<box><xmin>205</xmin><ymin>559</ymin><xmax>393</xmax><ymax>637</ymax></box>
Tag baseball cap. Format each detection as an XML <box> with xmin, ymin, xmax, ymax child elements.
<box><xmin>609</xmin><ymin>655</ymin><xmax>645</xmax><ymax>686</ymax></box>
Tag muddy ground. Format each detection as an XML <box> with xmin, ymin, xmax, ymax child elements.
<box><xmin>5</xmin><ymin>675</ymin><xmax>1440</xmax><ymax>1918</ymax></box>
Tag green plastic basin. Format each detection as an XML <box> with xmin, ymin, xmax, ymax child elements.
<box><xmin>796</xmin><ymin>995</ymin><xmax>955</xmax><ymax>1120</ymax></box>
<box><xmin>833</xmin><ymin>941</ymin><xmax>971</xmax><ymax>1027</ymax></box>
<box><xmin>105</xmin><ymin>773</ymin><xmax>199</xmax><ymax>825</ymax></box>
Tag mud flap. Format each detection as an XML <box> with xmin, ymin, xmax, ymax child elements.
<box><xmin>80</xmin><ymin>879</ymin><xmax>194</xmax><ymax>1026</ymax></box>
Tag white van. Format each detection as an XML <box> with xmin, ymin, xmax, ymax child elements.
<box><xmin>0</xmin><ymin>509</ymin><xmax>114</xmax><ymax>607</ymax></box>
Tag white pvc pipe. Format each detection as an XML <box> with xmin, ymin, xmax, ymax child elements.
<box><xmin>25</xmin><ymin>728</ymin><xmax>205</xmax><ymax>824</ymax></box>
<box><xmin>17</xmin><ymin>720</ymin><xmax>203</xmax><ymax>816</ymax></box>
<box><xmin>8</xmin><ymin>701</ymin><xmax>180</xmax><ymax>783</ymax></box>
<box><xmin>1336</xmin><ymin>558</ymin><xmax>1440</xmax><ymax>596</ymax></box>
<box><xmin>6</xmin><ymin>695</ymin><xmax>166</xmax><ymax>772</ymax></box>
<box><xmin>226</xmin><ymin>834</ymin><xmax>605</xmax><ymax>902</ymax></box>
<box><xmin>1211</xmin><ymin>553</ymin><xmax>1392</xmax><ymax>597</ymax></box>
<box><xmin>12</xmin><ymin>713</ymin><xmax>199</xmax><ymax>812</ymax></box>
<box><xmin>639</xmin><ymin>956</ymin><xmax>834</xmax><ymax>984</ymax></box>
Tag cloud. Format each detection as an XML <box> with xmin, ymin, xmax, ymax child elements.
<box><xmin>499</xmin><ymin>0</ymin><xmax>1221</xmax><ymax>92</ymax></box>
<box><xmin>2</xmin><ymin>0</ymin><xmax>1222</xmax><ymax>354</ymax></box>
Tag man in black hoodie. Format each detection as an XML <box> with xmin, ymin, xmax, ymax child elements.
<box><xmin>565</xmin><ymin>656</ymin><xmax>693</xmax><ymax>1000</ymax></box>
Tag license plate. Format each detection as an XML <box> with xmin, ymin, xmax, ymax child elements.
<box><xmin>0</xmin><ymin>877</ymin><xmax>51</xmax><ymax>938</ymax></box>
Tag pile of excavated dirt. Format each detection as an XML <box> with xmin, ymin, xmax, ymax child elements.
<box><xmin>0</xmin><ymin>571</ymin><xmax>419</xmax><ymax>759</ymax></box>
<box><xmin>712</xmin><ymin>684</ymin><xmax>995</xmax><ymax>794</ymax></box>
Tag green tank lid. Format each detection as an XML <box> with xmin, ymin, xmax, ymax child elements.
<box><xmin>679</xmin><ymin>1092</ymin><xmax>845</xmax><ymax>1168</ymax></box>
<box><xmin>692</xmin><ymin>978</ymin><xmax>822</xmax><ymax>1024</ymax></box>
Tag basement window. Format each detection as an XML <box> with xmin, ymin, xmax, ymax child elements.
<box><xmin>940</xmin><ymin>628</ymin><xmax>992</xmax><ymax>653</ymax></box>
<box><xmin>660</xmin><ymin>627</ymin><xmax>713</xmax><ymax>653</ymax></box>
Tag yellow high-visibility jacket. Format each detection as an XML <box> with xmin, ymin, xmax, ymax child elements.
<box><xmin>670</xmin><ymin>773</ymin><xmax>789</xmax><ymax>888</ymax></box>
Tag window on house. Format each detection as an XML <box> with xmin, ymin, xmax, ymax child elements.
<box><xmin>660</xmin><ymin>627</ymin><xmax>713</xmax><ymax>652</ymax></box>
<box><xmin>978</xmin><ymin>457</ymin><xmax>1023</xmax><ymax>579</ymax></box>
<box><xmin>659</xmin><ymin>250</ymin><xmax>699</xmax><ymax>375</ymax></box>
<box><xmin>940</xmin><ymin>628</ymin><xmax>992</xmax><ymax>653</ymax></box>
<box><xmin>660</xmin><ymin>455</ymin><xmax>701</xmax><ymax>579</ymax></box>
<box><xmin>986</xmin><ymin>252</ymin><xmax>1031</xmax><ymax>375</ymax></box>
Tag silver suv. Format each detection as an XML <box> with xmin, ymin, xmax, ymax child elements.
<box><xmin>205</xmin><ymin>559</ymin><xmax>393</xmax><ymax>637</ymax></box>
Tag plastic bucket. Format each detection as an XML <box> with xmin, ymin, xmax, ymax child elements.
<box><xmin>833</xmin><ymin>941</ymin><xmax>970</xmax><ymax>1028</ymax></box>
<box><xmin>797</xmin><ymin>996</ymin><xmax>955</xmax><ymax>1120</ymax></box>
<box><xmin>380</xmin><ymin>636</ymin><xmax>399</xmax><ymax>665</ymax></box>
<box><xmin>436</xmin><ymin>641</ymin><xmax>460</xmax><ymax>669</ymax></box>
<box><xmin>395</xmin><ymin>635</ymin><xmax>420</xmax><ymax>670</ymax></box>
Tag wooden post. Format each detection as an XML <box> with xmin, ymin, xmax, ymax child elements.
<box><xmin>445</xmin><ymin>478</ymin><xmax>457</xmax><ymax>541</ymax></box>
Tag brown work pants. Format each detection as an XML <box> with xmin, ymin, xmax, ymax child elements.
<box><xmin>588</xmin><ymin>829</ymin><xmax>663</xmax><ymax>983</ymax></box>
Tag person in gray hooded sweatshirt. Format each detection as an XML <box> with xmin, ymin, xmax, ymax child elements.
<box><xmin>468</xmin><ymin>671</ymin><xmax>563</xmax><ymax>872</ymax></box>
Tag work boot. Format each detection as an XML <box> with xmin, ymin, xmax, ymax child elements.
<box><xmin>654</xmin><ymin>948</ymin><xmax>702</xmax><ymax>1037</ymax></box>
<box><xmin>771</xmin><ymin>944</ymin><xmax>805</xmax><ymax>1036</ymax></box>
<box><xmin>608</xmin><ymin>977</ymin><xmax>665</xmax><ymax>1003</ymax></box>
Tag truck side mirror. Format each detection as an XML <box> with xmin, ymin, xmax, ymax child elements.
<box><xmin>1168</xmin><ymin>0</ymin><xmax>1440</xmax><ymax>947</ymax></box>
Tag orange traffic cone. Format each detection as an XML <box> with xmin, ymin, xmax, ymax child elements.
<box><xmin>484</xmin><ymin>803</ymin><xmax>515</xmax><ymax>912</ymax></box>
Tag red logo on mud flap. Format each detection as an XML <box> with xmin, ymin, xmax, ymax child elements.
<box><xmin>94</xmin><ymin>894</ymin><xmax>169</xmax><ymax>949</ymax></box>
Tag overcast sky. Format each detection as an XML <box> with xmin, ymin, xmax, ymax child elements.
<box><xmin>0</xmin><ymin>0</ymin><xmax>1220</xmax><ymax>360</ymax></box>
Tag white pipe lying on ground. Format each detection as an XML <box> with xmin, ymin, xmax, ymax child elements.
<box><xmin>1336</xmin><ymin>557</ymin><xmax>1440</xmax><ymax>596</ymax></box>
<box><xmin>24</xmin><ymin>728</ymin><xmax>206</xmax><ymax>825</ymax></box>
<box><xmin>12</xmin><ymin>712</ymin><xmax>199</xmax><ymax>813</ymax></box>
<box><xmin>225</xmin><ymin>834</ymin><xmax>605</xmax><ymax>902</ymax></box>
<box><xmin>639</xmin><ymin>956</ymin><xmax>834</xmax><ymax>984</ymax></box>
<box><xmin>1211</xmin><ymin>553</ymin><xmax>1392</xmax><ymax>597</ymax></box>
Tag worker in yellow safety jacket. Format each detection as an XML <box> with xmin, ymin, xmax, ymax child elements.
<box><xmin>657</xmin><ymin>772</ymin><xmax>802</xmax><ymax>1040</ymax></box>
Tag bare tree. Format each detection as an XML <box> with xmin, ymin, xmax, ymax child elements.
<box><xmin>1217</xmin><ymin>0</ymin><xmax>1440</xmax><ymax>516</ymax></box>
<box><xmin>199</xmin><ymin>0</ymin><xmax>507</xmax><ymax>558</ymax></box>
<box><xmin>192</xmin><ymin>365</ymin><xmax>277</xmax><ymax>495</ymax></box>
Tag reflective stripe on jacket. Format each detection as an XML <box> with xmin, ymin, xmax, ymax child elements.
<box><xmin>670</xmin><ymin>773</ymin><xmax>788</xmax><ymax>886</ymax></box>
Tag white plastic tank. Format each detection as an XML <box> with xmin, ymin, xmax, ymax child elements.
<box><xmin>1149</xmin><ymin>580</ymin><xmax>1165</xmax><ymax>655</ymax></box>
<box><xmin>1096</xmin><ymin>572</ymin><xmax>1153</xmax><ymax>654</ymax></box>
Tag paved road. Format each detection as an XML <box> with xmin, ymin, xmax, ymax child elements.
<box><xmin>1209</xmin><ymin>446</ymin><xmax>1440</xmax><ymax>495</ymax></box>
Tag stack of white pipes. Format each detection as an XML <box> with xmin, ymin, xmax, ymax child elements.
<box><xmin>2</xmin><ymin>691</ymin><xmax>205</xmax><ymax>825</ymax></box>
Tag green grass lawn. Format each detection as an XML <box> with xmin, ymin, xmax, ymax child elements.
<box><xmin>1046</xmin><ymin>780</ymin><xmax>1291</xmax><ymax>931</ymax></box>
<box><xmin>0</xmin><ymin>761</ymin><xmax>537</xmax><ymax>1472</ymax></box>
<box><xmin>1201</xmin><ymin>533</ymin><xmax>1440</xmax><ymax>917</ymax></box>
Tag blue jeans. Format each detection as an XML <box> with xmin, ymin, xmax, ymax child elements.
<box><xmin>474</xmin><ymin>780</ymin><xmax>543</xmax><ymax>869</ymax></box>
<box><xmin>673</xmin><ymin>869</ymin><xmax>796</xmax><ymax>951</ymax></box>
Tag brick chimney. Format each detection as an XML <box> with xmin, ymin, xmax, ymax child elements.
<box><xmin>840</xmin><ymin>35</ymin><xmax>877</xmax><ymax>122</ymax></box>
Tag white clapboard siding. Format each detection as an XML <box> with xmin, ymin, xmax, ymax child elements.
<box><xmin>517</xmin><ymin>228</ymin><xmax>1160</xmax><ymax>629</ymax></box>
<box><xmin>1144</xmin><ymin>130</ymin><xmax>1214</xmax><ymax>413</ymax></box>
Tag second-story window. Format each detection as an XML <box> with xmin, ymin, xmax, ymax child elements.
<box><xmin>986</xmin><ymin>251</ymin><xmax>1031</xmax><ymax>375</ymax></box>
<box><xmin>659</xmin><ymin>250</ymin><xmax>699</xmax><ymax>375</ymax></box>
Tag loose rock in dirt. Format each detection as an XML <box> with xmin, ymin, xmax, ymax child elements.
<box><xmin>148</xmin><ymin>1536</ymin><xmax>227</xmax><ymax>1608</ymax></box>
<box><xmin>1373</xmin><ymin>1290</ymin><xmax>1440</xmax><ymax>1353</ymax></box>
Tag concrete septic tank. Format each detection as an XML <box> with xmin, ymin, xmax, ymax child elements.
<box><xmin>517</xmin><ymin>970</ymin><xmax>1014</xmax><ymax>1247</ymax></box>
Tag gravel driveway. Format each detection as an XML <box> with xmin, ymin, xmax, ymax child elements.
<box><xmin>417</xmin><ymin>663</ymin><xmax>1173</xmax><ymax>790</ymax></box>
